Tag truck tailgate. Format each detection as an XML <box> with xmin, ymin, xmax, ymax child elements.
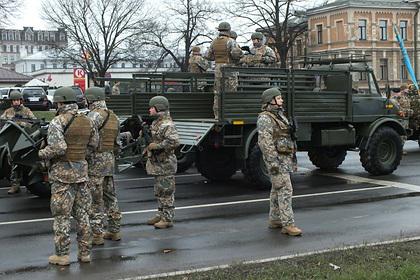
<box><xmin>174</xmin><ymin>120</ymin><xmax>215</xmax><ymax>146</ymax></box>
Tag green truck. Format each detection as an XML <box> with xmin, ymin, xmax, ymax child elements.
<box><xmin>106</xmin><ymin>60</ymin><xmax>407</xmax><ymax>188</ymax></box>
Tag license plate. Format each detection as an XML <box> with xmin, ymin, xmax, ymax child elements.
<box><xmin>28</xmin><ymin>97</ymin><xmax>39</xmax><ymax>101</ymax></box>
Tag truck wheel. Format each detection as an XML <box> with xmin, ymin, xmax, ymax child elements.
<box><xmin>244</xmin><ymin>145</ymin><xmax>271</xmax><ymax>188</ymax></box>
<box><xmin>360</xmin><ymin>126</ymin><xmax>402</xmax><ymax>175</ymax></box>
<box><xmin>26</xmin><ymin>181</ymin><xmax>51</xmax><ymax>198</ymax></box>
<box><xmin>196</xmin><ymin>147</ymin><xmax>236</xmax><ymax>181</ymax></box>
<box><xmin>308</xmin><ymin>147</ymin><xmax>347</xmax><ymax>171</ymax></box>
<box><xmin>176</xmin><ymin>151</ymin><xmax>195</xmax><ymax>173</ymax></box>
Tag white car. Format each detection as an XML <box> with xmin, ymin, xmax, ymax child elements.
<box><xmin>0</xmin><ymin>87</ymin><xmax>22</xmax><ymax>99</ymax></box>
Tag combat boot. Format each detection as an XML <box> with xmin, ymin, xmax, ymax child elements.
<box><xmin>77</xmin><ymin>254</ymin><xmax>91</xmax><ymax>263</ymax></box>
<box><xmin>48</xmin><ymin>254</ymin><xmax>70</xmax><ymax>266</ymax></box>
<box><xmin>7</xmin><ymin>184</ymin><xmax>21</xmax><ymax>194</ymax></box>
<box><xmin>147</xmin><ymin>215</ymin><xmax>161</xmax><ymax>225</ymax></box>
<box><xmin>154</xmin><ymin>220</ymin><xmax>173</xmax><ymax>229</ymax></box>
<box><xmin>281</xmin><ymin>225</ymin><xmax>302</xmax><ymax>236</ymax></box>
<box><xmin>103</xmin><ymin>231</ymin><xmax>121</xmax><ymax>241</ymax></box>
<box><xmin>268</xmin><ymin>220</ymin><xmax>282</xmax><ymax>229</ymax></box>
<box><xmin>92</xmin><ymin>233</ymin><xmax>104</xmax><ymax>245</ymax></box>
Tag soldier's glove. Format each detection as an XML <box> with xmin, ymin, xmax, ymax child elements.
<box><xmin>270</xmin><ymin>166</ymin><xmax>279</xmax><ymax>175</ymax></box>
<box><xmin>38</xmin><ymin>149</ymin><xmax>46</xmax><ymax>160</ymax></box>
<box><xmin>147</xmin><ymin>143</ymin><xmax>159</xmax><ymax>151</ymax></box>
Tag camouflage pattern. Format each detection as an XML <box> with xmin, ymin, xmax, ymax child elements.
<box><xmin>188</xmin><ymin>55</ymin><xmax>208</xmax><ymax>73</ymax></box>
<box><xmin>206</xmin><ymin>34</ymin><xmax>240</xmax><ymax>119</ymax></box>
<box><xmin>408</xmin><ymin>89</ymin><xmax>420</xmax><ymax>130</ymax></box>
<box><xmin>38</xmin><ymin>103</ymin><xmax>98</xmax><ymax>257</ymax></box>
<box><xmin>240</xmin><ymin>45</ymin><xmax>276</xmax><ymax>66</ymax></box>
<box><xmin>87</xmin><ymin>100</ymin><xmax>121</xmax><ymax>235</ymax></box>
<box><xmin>146</xmin><ymin>111</ymin><xmax>180</xmax><ymax>223</ymax></box>
<box><xmin>50</xmin><ymin>181</ymin><xmax>91</xmax><ymax>256</ymax></box>
<box><xmin>257</xmin><ymin>103</ymin><xmax>296</xmax><ymax>227</ymax></box>
<box><xmin>393</xmin><ymin>94</ymin><xmax>412</xmax><ymax>118</ymax></box>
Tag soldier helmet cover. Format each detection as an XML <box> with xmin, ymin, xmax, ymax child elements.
<box><xmin>217</xmin><ymin>22</ymin><xmax>231</xmax><ymax>31</ymax></box>
<box><xmin>192</xmin><ymin>46</ymin><xmax>201</xmax><ymax>52</ymax></box>
<box><xmin>400</xmin><ymin>83</ymin><xmax>408</xmax><ymax>90</ymax></box>
<box><xmin>53</xmin><ymin>86</ymin><xmax>77</xmax><ymax>103</ymax></box>
<box><xmin>149</xmin><ymin>96</ymin><xmax>169</xmax><ymax>111</ymax></box>
<box><xmin>251</xmin><ymin>32</ymin><xmax>264</xmax><ymax>40</ymax></box>
<box><xmin>230</xmin><ymin>31</ymin><xmax>238</xmax><ymax>39</ymax></box>
<box><xmin>261</xmin><ymin>87</ymin><xmax>282</xmax><ymax>104</ymax></box>
<box><xmin>231</xmin><ymin>47</ymin><xmax>243</xmax><ymax>60</ymax></box>
<box><xmin>85</xmin><ymin>87</ymin><xmax>105</xmax><ymax>102</ymax></box>
<box><xmin>9</xmin><ymin>90</ymin><xmax>22</xmax><ymax>100</ymax></box>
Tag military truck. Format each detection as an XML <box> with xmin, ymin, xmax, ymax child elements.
<box><xmin>103</xmin><ymin>60</ymin><xmax>407</xmax><ymax>188</ymax></box>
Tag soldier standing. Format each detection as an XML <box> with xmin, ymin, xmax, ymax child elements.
<box><xmin>85</xmin><ymin>87</ymin><xmax>122</xmax><ymax>245</ymax></box>
<box><xmin>257</xmin><ymin>88</ymin><xmax>302</xmax><ymax>236</ymax></box>
<box><xmin>188</xmin><ymin>46</ymin><xmax>208</xmax><ymax>74</ymax></box>
<box><xmin>1</xmin><ymin>90</ymin><xmax>36</xmax><ymax>194</ymax></box>
<box><xmin>145</xmin><ymin>96</ymin><xmax>180</xmax><ymax>229</ymax></box>
<box><xmin>241</xmin><ymin>32</ymin><xmax>276</xmax><ymax>66</ymax></box>
<box><xmin>206</xmin><ymin>22</ymin><xmax>241</xmax><ymax>120</ymax></box>
<box><xmin>38</xmin><ymin>87</ymin><xmax>98</xmax><ymax>266</ymax></box>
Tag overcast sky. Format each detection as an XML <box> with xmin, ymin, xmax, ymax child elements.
<box><xmin>8</xmin><ymin>0</ymin><xmax>47</xmax><ymax>29</ymax></box>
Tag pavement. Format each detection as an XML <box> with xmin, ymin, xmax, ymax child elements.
<box><xmin>1</xmin><ymin>142</ymin><xmax>420</xmax><ymax>279</ymax></box>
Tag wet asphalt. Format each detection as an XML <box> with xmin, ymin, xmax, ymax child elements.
<box><xmin>2</xmin><ymin>142</ymin><xmax>420</xmax><ymax>279</ymax></box>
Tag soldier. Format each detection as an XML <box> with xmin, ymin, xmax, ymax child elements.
<box><xmin>145</xmin><ymin>96</ymin><xmax>180</xmax><ymax>229</ymax></box>
<box><xmin>240</xmin><ymin>32</ymin><xmax>276</xmax><ymax>66</ymax></box>
<box><xmin>257</xmin><ymin>88</ymin><xmax>302</xmax><ymax>236</ymax></box>
<box><xmin>1</xmin><ymin>90</ymin><xmax>36</xmax><ymax>194</ymax></box>
<box><xmin>38</xmin><ymin>87</ymin><xmax>98</xmax><ymax>266</ymax></box>
<box><xmin>206</xmin><ymin>21</ymin><xmax>242</xmax><ymax>120</ymax></box>
<box><xmin>230</xmin><ymin>31</ymin><xmax>238</xmax><ymax>40</ymax></box>
<box><xmin>85</xmin><ymin>87</ymin><xmax>122</xmax><ymax>245</ymax></box>
<box><xmin>188</xmin><ymin>46</ymin><xmax>208</xmax><ymax>74</ymax></box>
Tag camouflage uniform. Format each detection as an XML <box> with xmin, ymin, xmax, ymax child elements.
<box><xmin>206</xmin><ymin>33</ymin><xmax>240</xmax><ymax>119</ymax></box>
<box><xmin>407</xmin><ymin>88</ymin><xmax>420</xmax><ymax>130</ymax></box>
<box><xmin>38</xmin><ymin>103</ymin><xmax>98</xmax><ymax>258</ymax></box>
<box><xmin>257</xmin><ymin>104</ymin><xmax>297</xmax><ymax>228</ymax></box>
<box><xmin>1</xmin><ymin>104</ymin><xmax>36</xmax><ymax>193</ymax></box>
<box><xmin>240</xmin><ymin>45</ymin><xmax>276</xmax><ymax>67</ymax></box>
<box><xmin>146</xmin><ymin>111</ymin><xmax>180</xmax><ymax>223</ymax></box>
<box><xmin>87</xmin><ymin>100</ymin><xmax>122</xmax><ymax>237</ymax></box>
<box><xmin>188</xmin><ymin>54</ymin><xmax>208</xmax><ymax>74</ymax></box>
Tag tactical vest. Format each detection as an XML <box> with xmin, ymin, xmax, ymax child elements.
<box><xmin>260</xmin><ymin>111</ymin><xmax>294</xmax><ymax>154</ymax></box>
<box><xmin>96</xmin><ymin>109</ymin><xmax>119</xmax><ymax>152</ymax></box>
<box><xmin>213</xmin><ymin>36</ymin><xmax>231</xmax><ymax>64</ymax></box>
<box><xmin>189</xmin><ymin>56</ymin><xmax>202</xmax><ymax>73</ymax></box>
<box><xmin>63</xmin><ymin>113</ymin><xmax>92</xmax><ymax>161</ymax></box>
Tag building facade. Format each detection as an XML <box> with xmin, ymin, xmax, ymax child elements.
<box><xmin>0</xmin><ymin>27</ymin><xmax>67</xmax><ymax>71</ymax></box>
<box><xmin>307</xmin><ymin>0</ymin><xmax>420</xmax><ymax>89</ymax></box>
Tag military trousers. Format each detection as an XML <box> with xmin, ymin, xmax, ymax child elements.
<box><xmin>269</xmin><ymin>172</ymin><xmax>295</xmax><ymax>227</ymax></box>
<box><xmin>88</xmin><ymin>176</ymin><xmax>122</xmax><ymax>235</ymax></box>
<box><xmin>10</xmin><ymin>164</ymin><xmax>22</xmax><ymax>187</ymax></box>
<box><xmin>154</xmin><ymin>175</ymin><xmax>175</xmax><ymax>222</ymax></box>
<box><xmin>213</xmin><ymin>65</ymin><xmax>238</xmax><ymax>120</ymax></box>
<box><xmin>50</xmin><ymin>181</ymin><xmax>91</xmax><ymax>256</ymax></box>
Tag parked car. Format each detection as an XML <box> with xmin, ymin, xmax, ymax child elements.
<box><xmin>46</xmin><ymin>89</ymin><xmax>56</xmax><ymax>108</ymax></box>
<box><xmin>21</xmin><ymin>87</ymin><xmax>50</xmax><ymax>111</ymax></box>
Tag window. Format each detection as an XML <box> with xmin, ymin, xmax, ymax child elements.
<box><xmin>316</xmin><ymin>24</ymin><xmax>323</xmax><ymax>44</ymax></box>
<box><xmin>379</xmin><ymin>59</ymin><xmax>388</xmax><ymax>80</ymax></box>
<box><xmin>121</xmin><ymin>63</ymin><xmax>125</xmax><ymax>68</ymax></box>
<box><xmin>40</xmin><ymin>64</ymin><xmax>45</xmax><ymax>69</ymax></box>
<box><xmin>31</xmin><ymin>64</ymin><xmax>36</xmax><ymax>72</ymax></box>
<box><xmin>2</xmin><ymin>45</ymin><xmax>6</xmax><ymax>52</ymax></box>
<box><xmin>359</xmin><ymin>71</ymin><xmax>367</xmax><ymax>81</ymax></box>
<box><xmin>132</xmin><ymin>63</ymin><xmax>137</xmax><ymax>68</ymax></box>
<box><xmin>63</xmin><ymin>63</ymin><xmax>67</xmax><ymax>69</ymax></box>
<box><xmin>401</xmin><ymin>64</ymin><xmax>408</xmax><ymax>80</ymax></box>
<box><xmin>336</xmin><ymin>20</ymin><xmax>344</xmax><ymax>41</ymax></box>
<box><xmin>1</xmin><ymin>32</ymin><xmax>6</xmax><ymax>40</ymax></box>
<box><xmin>59</xmin><ymin>32</ymin><xmax>66</xmax><ymax>41</ymax></box>
<box><xmin>10</xmin><ymin>45</ymin><xmax>13</xmax><ymax>52</ymax></box>
<box><xmin>379</xmin><ymin>20</ymin><xmax>387</xmax><ymax>40</ymax></box>
<box><xmin>358</xmin><ymin>19</ymin><xmax>367</xmax><ymax>40</ymax></box>
<box><xmin>30</xmin><ymin>46</ymin><xmax>34</xmax><ymax>53</ymax></box>
<box><xmin>296</xmin><ymin>39</ymin><xmax>303</xmax><ymax>56</ymax></box>
<box><xmin>53</xmin><ymin>63</ymin><xmax>57</xmax><ymax>69</ymax></box>
<box><xmin>38</xmin><ymin>46</ymin><xmax>43</xmax><ymax>51</ymax></box>
<box><xmin>400</xmin><ymin>20</ymin><xmax>408</xmax><ymax>40</ymax></box>
<box><xmin>3</xmin><ymin>56</ymin><xmax>7</xmax><ymax>64</ymax></box>
<box><xmin>16</xmin><ymin>45</ymin><xmax>19</xmax><ymax>53</ymax></box>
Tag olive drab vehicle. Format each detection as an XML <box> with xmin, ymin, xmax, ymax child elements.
<box><xmin>100</xmin><ymin>54</ymin><xmax>406</xmax><ymax>188</ymax></box>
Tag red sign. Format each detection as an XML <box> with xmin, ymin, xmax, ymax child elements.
<box><xmin>73</xmin><ymin>68</ymin><xmax>86</xmax><ymax>92</ymax></box>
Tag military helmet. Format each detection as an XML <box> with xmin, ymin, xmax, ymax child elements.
<box><xmin>149</xmin><ymin>96</ymin><xmax>169</xmax><ymax>111</ymax></box>
<box><xmin>230</xmin><ymin>31</ymin><xmax>238</xmax><ymax>39</ymax></box>
<box><xmin>217</xmin><ymin>22</ymin><xmax>231</xmax><ymax>31</ymax></box>
<box><xmin>192</xmin><ymin>46</ymin><xmax>201</xmax><ymax>53</ymax></box>
<box><xmin>53</xmin><ymin>86</ymin><xmax>76</xmax><ymax>103</ymax></box>
<box><xmin>85</xmin><ymin>87</ymin><xmax>105</xmax><ymax>102</ymax></box>
<box><xmin>231</xmin><ymin>47</ymin><xmax>243</xmax><ymax>60</ymax></box>
<box><xmin>261</xmin><ymin>88</ymin><xmax>282</xmax><ymax>104</ymax></box>
<box><xmin>251</xmin><ymin>32</ymin><xmax>264</xmax><ymax>40</ymax></box>
<box><xmin>9</xmin><ymin>90</ymin><xmax>22</xmax><ymax>100</ymax></box>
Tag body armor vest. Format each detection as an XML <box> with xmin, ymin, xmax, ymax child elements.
<box><xmin>63</xmin><ymin>113</ymin><xmax>91</xmax><ymax>161</ymax></box>
<box><xmin>213</xmin><ymin>36</ymin><xmax>231</xmax><ymax>64</ymax></box>
<box><xmin>260</xmin><ymin>111</ymin><xmax>294</xmax><ymax>154</ymax></box>
<box><xmin>96</xmin><ymin>109</ymin><xmax>119</xmax><ymax>152</ymax></box>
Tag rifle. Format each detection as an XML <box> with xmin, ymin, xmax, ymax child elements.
<box><xmin>241</xmin><ymin>46</ymin><xmax>251</xmax><ymax>54</ymax></box>
<box><xmin>289</xmin><ymin>117</ymin><xmax>298</xmax><ymax>141</ymax></box>
<box><xmin>140</xmin><ymin>122</ymin><xmax>162</xmax><ymax>162</ymax></box>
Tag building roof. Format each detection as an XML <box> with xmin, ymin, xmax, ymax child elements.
<box><xmin>16</xmin><ymin>50</ymin><xmax>59</xmax><ymax>62</ymax></box>
<box><xmin>0</xmin><ymin>67</ymin><xmax>32</xmax><ymax>83</ymax></box>
<box><xmin>307</xmin><ymin>0</ymin><xmax>418</xmax><ymax>15</ymax></box>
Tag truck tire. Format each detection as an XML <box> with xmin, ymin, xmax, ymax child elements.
<box><xmin>360</xmin><ymin>126</ymin><xmax>402</xmax><ymax>175</ymax></box>
<box><xmin>196</xmin><ymin>146</ymin><xmax>236</xmax><ymax>181</ymax></box>
<box><xmin>244</xmin><ymin>145</ymin><xmax>271</xmax><ymax>188</ymax></box>
<box><xmin>308</xmin><ymin>147</ymin><xmax>347</xmax><ymax>171</ymax></box>
<box><xmin>176</xmin><ymin>151</ymin><xmax>195</xmax><ymax>173</ymax></box>
<box><xmin>26</xmin><ymin>181</ymin><xmax>51</xmax><ymax>198</ymax></box>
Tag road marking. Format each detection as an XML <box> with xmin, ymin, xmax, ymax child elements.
<box><xmin>0</xmin><ymin>185</ymin><xmax>393</xmax><ymax>226</ymax></box>
<box><xmin>120</xmin><ymin>235</ymin><xmax>420</xmax><ymax>280</ymax></box>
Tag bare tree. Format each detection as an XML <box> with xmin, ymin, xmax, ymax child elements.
<box><xmin>227</xmin><ymin>0</ymin><xmax>307</xmax><ymax>68</ymax></box>
<box><xmin>142</xmin><ymin>0</ymin><xmax>219</xmax><ymax>72</ymax></box>
<box><xmin>0</xmin><ymin>0</ymin><xmax>22</xmax><ymax>26</ymax></box>
<box><xmin>42</xmin><ymin>0</ymin><xmax>151</xmax><ymax>85</ymax></box>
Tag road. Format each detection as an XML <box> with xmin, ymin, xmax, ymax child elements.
<box><xmin>1</xmin><ymin>142</ymin><xmax>420</xmax><ymax>279</ymax></box>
